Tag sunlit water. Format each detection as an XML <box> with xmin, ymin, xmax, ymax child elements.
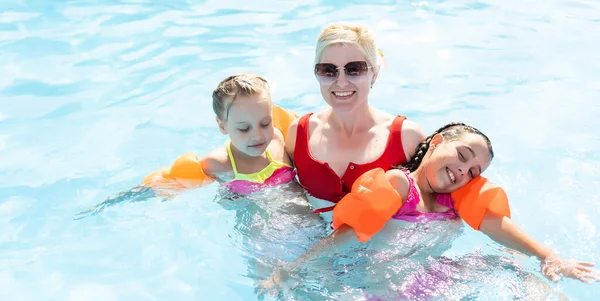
<box><xmin>1</xmin><ymin>0</ymin><xmax>599</xmax><ymax>300</ymax></box>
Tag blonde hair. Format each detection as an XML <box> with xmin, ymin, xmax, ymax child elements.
<box><xmin>212</xmin><ymin>73</ymin><xmax>271</xmax><ymax>120</ymax></box>
<box><xmin>315</xmin><ymin>22</ymin><xmax>384</xmax><ymax>71</ymax></box>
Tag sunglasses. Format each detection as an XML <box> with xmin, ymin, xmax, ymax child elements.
<box><xmin>314</xmin><ymin>61</ymin><xmax>372</xmax><ymax>84</ymax></box>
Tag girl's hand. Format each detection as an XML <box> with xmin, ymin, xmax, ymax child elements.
<box><xmin>542</xmin><ymin>254</ymin><xmax>600</xmax><ymax>284</ymax></box>
<box><xmin>257</xmin><ymin>268</ymin><xmax>290</xmax><ymax>297</ymax></box>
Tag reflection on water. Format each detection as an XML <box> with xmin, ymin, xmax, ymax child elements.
<box><xmin>218</xmin><ymin>186</ymin><xmax>328</xmax><ymax>289</ymax></box>
<box><xmin>273</xmin><ymin>221</ymin><xmax>569</xmax><ymax>300</ymax></box>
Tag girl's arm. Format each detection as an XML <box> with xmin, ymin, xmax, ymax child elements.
<box><xmin>259</xmin><ymin>168</ymin><xmax>411</xmax><ymax>295</ymax></box>
<box><xmin>480</xmin><ymin>212</ymin><xmax>600</xmax><ymax>283</ymax></box>
<box><xmin>287</xmin><ymin>225</ymin><xmax>355</xmax><ymax>270</ymax></box>
<box><xmin>258</xmin><ymin>225</ymin><xmax>356</xmax><ymax>295</ymax></box>
<box><xmin>142</xmin><ymin>149</ymin><xmax>227</xmax><ymax>194</ymax></box>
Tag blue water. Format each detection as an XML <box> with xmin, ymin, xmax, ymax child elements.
<box><xmin>1</xmin><ymin>0</ymin><xmax>599</xmax><ymax>300</ymax></box>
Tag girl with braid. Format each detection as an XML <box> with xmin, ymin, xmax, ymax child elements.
<box><xmin>259</xmin><ymin>122</ymin><xmax>598</xmax><ymax>295</ymax></box>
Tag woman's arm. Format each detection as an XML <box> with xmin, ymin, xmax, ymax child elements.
<box><xmin>480</xmin><ymin>212</ymin><xmax>599</xmax><ymax>283</ymax></box>
<box><xmin>399</xmin><ymin>119</ymin><xmax>427</xmax><ymax>160</ymax></box>
<box><xmin>284</xmin><ymin>117</ymin><xmax>299</xmax><ymax>164</ymax></box>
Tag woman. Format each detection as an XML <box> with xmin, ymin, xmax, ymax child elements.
<box><xmin>286</xmin><ymin>23</ymin><xmax>426</xmax><ymax>223</ymax></box>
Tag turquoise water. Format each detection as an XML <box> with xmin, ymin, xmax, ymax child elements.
<box><xmin>1</xmin><ymin>0</ymin><xmax>599</xmax><ymax>300</ymax></box>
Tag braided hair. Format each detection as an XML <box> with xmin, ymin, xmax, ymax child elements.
<box><xmin>398</xmin><ymin>122</ymin><xmax>494</xmax><ymax>172</ymax></box>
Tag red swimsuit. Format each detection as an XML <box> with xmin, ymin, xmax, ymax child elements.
<box><xmin>293</xmin><ymin>113</ymin><xmax>409</xmax><ymax>213</ymax></box>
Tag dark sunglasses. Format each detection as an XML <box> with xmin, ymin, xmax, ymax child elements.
<box><xmin>314</xmin><ymin>61</ymin><xmax>372</xmax><ymax>83</ymax></box>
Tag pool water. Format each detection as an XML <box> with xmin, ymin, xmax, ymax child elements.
<box><xmin>1</xmin><ymin>0</ymin><xmax>599</xmax><ymax>300</ymax></box>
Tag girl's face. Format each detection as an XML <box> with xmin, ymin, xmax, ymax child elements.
<box><xmin>316</xmin><ymin>43</ymin><xmax>377</xmax><ymax>112</ymax></box>
<box><xmin>421</xmin><ymin>133</ymin><xmax>492</xmax><ymax>193</ymax></box>
<box><xmin>217</xmin><ymin>94</ymin><xmax>274</xmax><ymax>158</ymax></box>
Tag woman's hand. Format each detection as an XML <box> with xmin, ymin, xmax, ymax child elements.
<box><xmin>541</xmin><ymin>254</ymin><xmax>600</xmax><ymax>284</ymax></box>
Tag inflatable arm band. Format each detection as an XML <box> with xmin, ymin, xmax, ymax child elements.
<box><xmin>143</xmin><ymin>152</ymin><xmax>213</xmax><ymax>189</ymax></box>
<box><xmin>451</xmin><ymin>176</ymin><xmax>511</xmax><ymax>230</ymax></box>
<box><xmin>272</xmin><ymin>104</ymin><xmax>299</xmax><ymax>141</ymax></box>
<box><xmin>331</xmin><ymin>168</ymin><xmax>404</xmax><ymax>242</ymax></box>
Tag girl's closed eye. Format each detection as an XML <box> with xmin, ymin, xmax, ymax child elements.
<box><xmin>260</xmin><ymin>121</ymin><xmax>272</xmax><ymax>128</ymax></box>
<box><xmin>458</xmin><ymin>151</ymin><xmax>466</xmax><ymax>162</ymax></box>
<box><xmin>238</xmin><ymin>127</ymin><xmax>250</xmax><ymax>132</ymax></box>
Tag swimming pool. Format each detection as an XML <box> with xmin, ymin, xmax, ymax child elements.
<box><xmin>1</xmin><ymin>0</ymin><xmax>599</xmax><ymax>300</ymax></box>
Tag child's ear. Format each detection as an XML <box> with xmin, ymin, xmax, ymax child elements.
<box><xmin>430</xmin><ymin>133</ymin><xmax>444</xmax><ymax>150</ymax></box>
<box><xmin>216</xmin><ymin>117</ymin><xmax>227</xmax><ymax>135</ymax></box>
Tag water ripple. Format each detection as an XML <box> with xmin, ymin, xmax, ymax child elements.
<box><xmin>1</xmin><ymin>0</ymin><xmax>599</xmax><ymax>300</ymax></box>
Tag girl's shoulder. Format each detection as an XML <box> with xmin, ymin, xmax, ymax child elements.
<box><xmin>200</xmin><ymin>145</ymin><xmax>232</xmax><ymax>176</ymax></box>
<box><xmin>385</xmin><ymin>169</ymin><xmax>411</xmax><ymax>201</ymax></box>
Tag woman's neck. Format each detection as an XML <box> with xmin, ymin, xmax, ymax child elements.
<box><xmin>326</xmin><ymin>102</ymin><xmax>375</xmax><ymax>136</ymax></box>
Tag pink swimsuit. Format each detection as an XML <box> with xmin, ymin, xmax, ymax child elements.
<box><xmin>225</xmin><ymin>167</ymin><xmax>296</xmax><ymax>194</ymax></box>
<box><xmin>223</xmin><ymin>142</ymin><xmax>296</xmax><ymax>194</ymax></box>
<box><xmin>391</xmin><ymin>170</ymin><xmax>458</xmax><ymax>222</ymax></box>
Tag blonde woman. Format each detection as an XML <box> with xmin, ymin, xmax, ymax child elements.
<box><xmin>286</xmin><ymin>23</ymin><xmax>427</xmax><ymax>223</ymax></box>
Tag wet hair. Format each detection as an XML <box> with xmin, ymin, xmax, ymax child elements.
<box><xmin>399</xmin><ymin>122</ymin><xmax>494</xmax><ymax>172</ymax></box>
<box><xmin>315</xmin><ymin>22</ymin><xmax>384</xmax><ymax>71</ymax></box>
<box><xmin>212</xmin><ymin>73</ymin><xmax>271</xmax><ymax>121</ymax></box>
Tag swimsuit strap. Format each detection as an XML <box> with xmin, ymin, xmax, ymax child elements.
<box><xmin>225</xmin><ymin>141</ymin><xmax>239</xmax><ymax>176</ymax></box>
<box><xmin>401</xmin><ymin>169</ymin><xmax>420</xmax><ymax>207</ymax></box>
<box><xmin>265</xmin><ymin>148</ymin><xmax>274</xmax><ymax>162</ymax></box>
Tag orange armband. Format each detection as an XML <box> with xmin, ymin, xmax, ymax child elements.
<box><xmin>451</xmin><ymin>176</ymin><xmax>511</xmax><ymax>230</ymax></box>
<box><xmin>332</xmin><ymin>168</ymin><xmax>404</xmax><ymax>242</ymax></box>
<box><xmin>143</xmin><ymin>152</ymin><xmax>214</xmax><ymax>190</ymax></box>
<box><xmin>272</xmin><ymin>105</ymin><xmax>298</xmax><ymax>141</ymax></box>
